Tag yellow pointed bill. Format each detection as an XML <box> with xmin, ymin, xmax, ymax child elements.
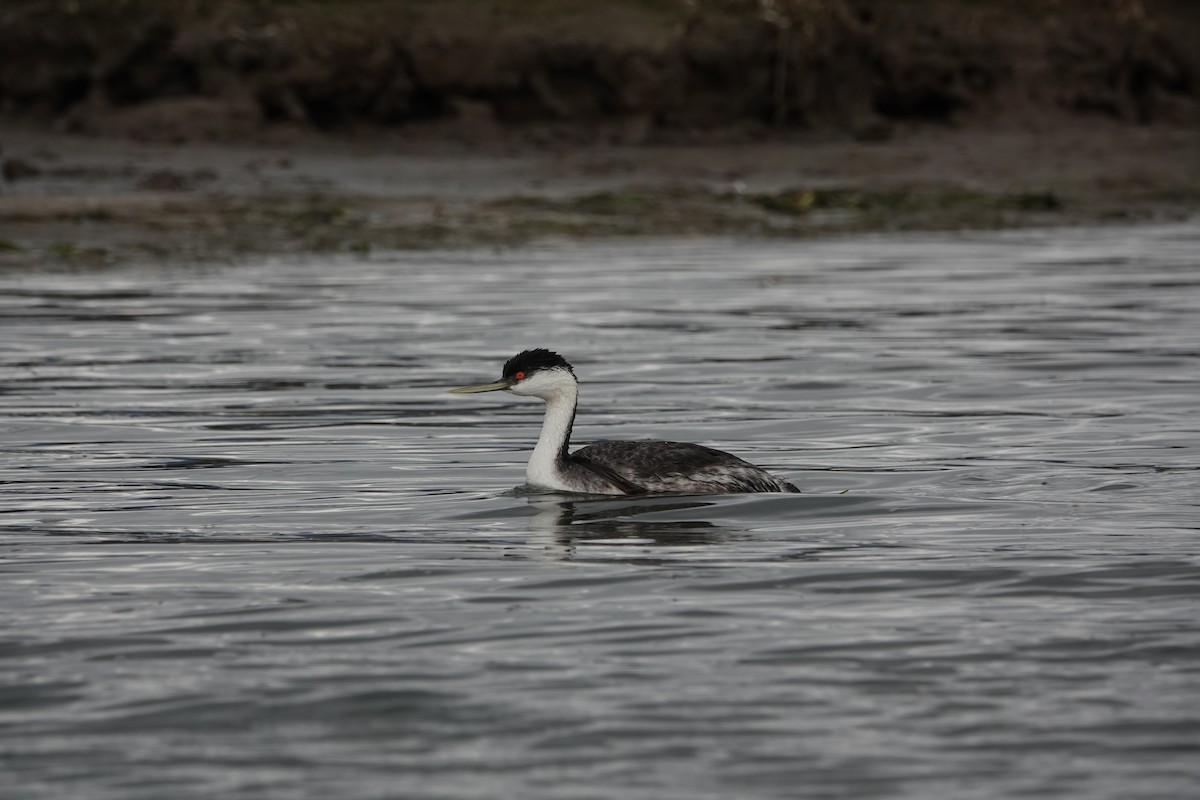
<box><xmin>447</xmin><ymin>379</ymin><xmax>515</xmax><ymax>394</ymax></box>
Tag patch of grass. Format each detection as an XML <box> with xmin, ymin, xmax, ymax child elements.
<box><xmin>47</xmin><ymin>243</ymin><xmax>111</xmax><ymax>263</ymax></box>
<box><xmin>748</xmin><ymin>187</ymin><xmax>911</xmax><ymax>215</ymax></box>
<box><xmin>998</xmin><ymin>191</ymin><xmax>1062</xmax><ymax>211</ymax></box>
<box><xmin>569</xmin><ymin>190</ymin><xmax>655</xmax><ymax>214</ymax></box>
<box><xmin>935</xmin><ymin>189</ymin><xmax>1062</xmax><ymax>212</ymax></box>
<box><xmin>1131</xmin><ymin>186</ymin><xmax>1200</xmax><ymax>205</ymax></box>
<box><xmin>750</xmin><ymin>186</ymin><xmax>1064</xmax><ymax>217</ymax></box>
<box><xmin>291</xmin><ymin>204</ymin><xmax>351</xmax><ymax>226</ymax></box>
<box><xmin>487</xmin><ymin>195</ymin><xmax>558</xmax><ymax>210</ymax></box>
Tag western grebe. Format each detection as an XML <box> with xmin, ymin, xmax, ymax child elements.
<box><xmin>449</xmin><ymin>348</ymin><xmax>800</xmax><ymax>495</ymax></box>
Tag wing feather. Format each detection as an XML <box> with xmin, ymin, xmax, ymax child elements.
<box><xmin>572</xmin><ymin>441</ymin><xmax>798</xmax><ymax>494</ymax></box>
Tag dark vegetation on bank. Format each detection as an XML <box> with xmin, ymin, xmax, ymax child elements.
<box><xmin>2</xmin><ymin>0</ymin><xmax>1198</xmax><ymax>142</ymax></box>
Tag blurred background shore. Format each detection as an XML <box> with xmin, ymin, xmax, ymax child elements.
<box><xmin>2</xmin><ymin>0</ymin><xmax>1198</xmax><ymax>266</ymax></box>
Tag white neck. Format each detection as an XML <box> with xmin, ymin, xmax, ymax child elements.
<box><xmin>525</xmin><ymin>382</ymin><xmax>578</xmax><ymax>491</ymax></box>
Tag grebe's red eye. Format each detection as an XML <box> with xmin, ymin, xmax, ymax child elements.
<box><xmin>514</xmin><ymin>371</ymin><xmax>525</xmax><ymax>380</ymax></box>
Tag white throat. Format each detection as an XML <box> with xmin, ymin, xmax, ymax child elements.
<box><xmin>525</xmin><ymin>382</ymin><xmax>578</xmax><ymax>491</ymax></box>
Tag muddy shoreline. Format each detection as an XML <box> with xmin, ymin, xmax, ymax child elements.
<box><xmin>1</xmin><ymin>120</ymin><xmax>1197</xmax><ymax>269</ymax></box>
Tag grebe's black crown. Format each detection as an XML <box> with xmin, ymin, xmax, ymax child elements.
<box><xmin>503</xmin><ymin>348</ymin><xmax>574</xmax><ymax>380</ymax></box>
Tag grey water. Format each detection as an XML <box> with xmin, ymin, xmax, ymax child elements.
<box><xmin>2</xmin><ymin>223</ymin><xmax>1199</xmax><ymax>800</ymax></box>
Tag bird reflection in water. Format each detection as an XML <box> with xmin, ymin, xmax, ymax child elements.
<box><xmin>521</xmin><ymin>492</ymin><xmax>733</xmax><ymax>561</ymax></box>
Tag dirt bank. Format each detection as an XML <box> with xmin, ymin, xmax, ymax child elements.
<box><xmin>2</xmin><ymin>0</ymin><xmax>1199</xmax><ymax>142</ymax></box>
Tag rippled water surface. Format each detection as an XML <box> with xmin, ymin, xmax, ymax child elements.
<box><xmin>3</xmin><ymin>224</ymin><xmax>1200</xmax><ymax>799</ymax></box>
